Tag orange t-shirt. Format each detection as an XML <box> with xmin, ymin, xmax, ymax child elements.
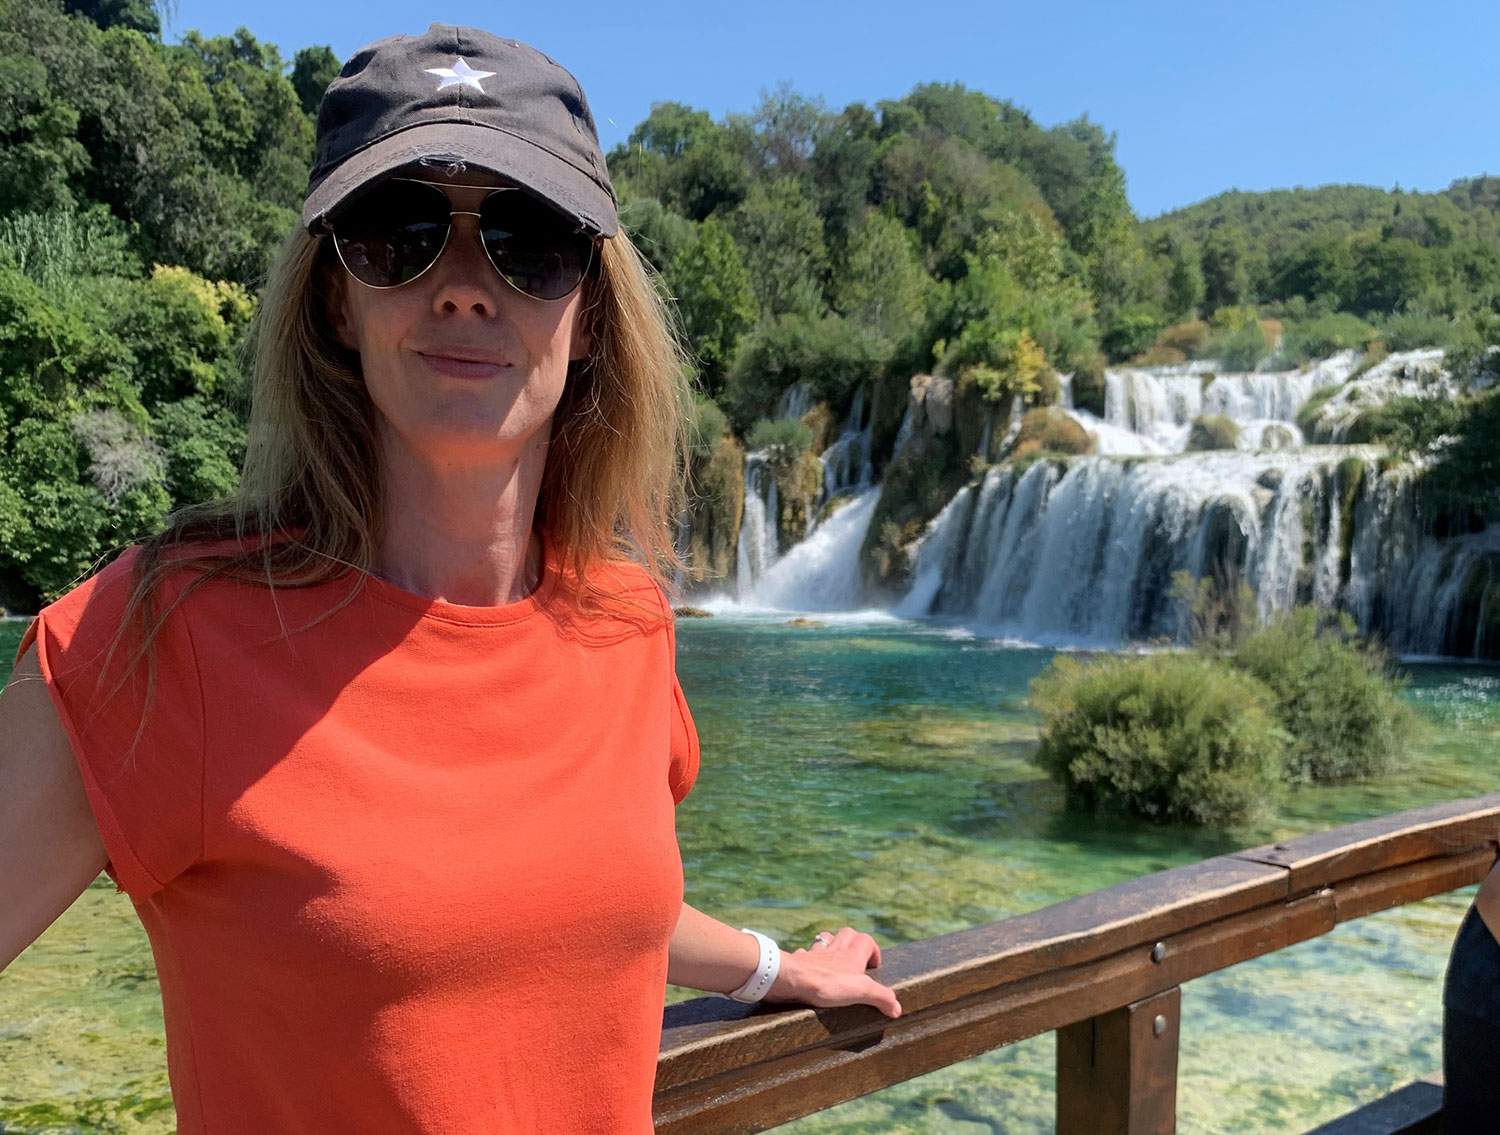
<box><xmin>17</xmin><ymin>533</ymin><xmax>700</xmax><ymax>1133</ymax></box>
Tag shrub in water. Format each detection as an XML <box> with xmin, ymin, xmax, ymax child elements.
<box><xmin>1186</xmin><ymin>414</ymin><xmax>1241</xmax><ymax>451</ymax></box>
<box><xmin>747</xmin><ymin>416</ymin><xmax>813</xmax><ymax>473</ymax></box>
<box><xmin>1226</xmin><ymin>608</ymin><xmax>1417</xmax><ymax>783</ymax></box>
<box><xmin>1030</xmin><ymin>652</ymin><xmax>1286</xmax><ymax>826</ymax></box>
<box><xmin>1009</xmin><ymin>407</ymin><xmax>1096</xmax><ymax>463</ymax></box>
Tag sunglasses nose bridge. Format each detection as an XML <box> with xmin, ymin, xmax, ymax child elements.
<box><xmin>432</xmin><ymin>208</ymin><xmax>502</xmax><ymax>283</ymax></box>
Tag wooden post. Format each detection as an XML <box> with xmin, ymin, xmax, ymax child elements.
<box><xmin>1056</xmin><ymin>986</ymin><xmax>1180</xmax><ymax>1134</ymax></box>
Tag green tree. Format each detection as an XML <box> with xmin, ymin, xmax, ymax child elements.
<box><xmin>722</xmin><ymin>313</ymin><xmax>883</xmax><ymax>430</ymax></box>
<box><xmin>618</xmin><ymin>195</ymin><xmax>696</xmax><ymax>276</ymax></box>
<box><xmin>746</xmin><ymin>81</ymin><xmax>831</xmax><ymax>178</ymax></box>
<box><xmin>62</xmin><ymin>0</ymin><xmax>161</xmax><ymax>35</ymax></box>
<box><xmin>290</xmin><ymin>44</ymin><xmax>340</xmax><ymax>118</ymax></box>
<box><xmin>608</xmin><ymin>102</ymin><xmax>751</xmax><ymax>222</ymax></box>
<box><xmin>1165</xmin><ymin>236</ymin><xmax>1205</xmax><ymax>320</ymax></box>
<box><xmin>1268</xmin><ymin>234</ymin><xmax>1355</xmax><ymax>307</ymax></box>
<box><xmin>669</xmin><ymin>216</ymin><xmax>757</xmax><ymax>396</ymax></box>
<box><xmin>1201</xmin><ymin>225</ymin><xmax>1250</xmax><ymax>310</ymax></box>
<box><xmin>828</xmin><ymin>207</ymin><xmax>930</xmax><ymax>349</ymax></box>
<box><xmin>809</xmin><ymin>101</ymin><xmax>881</xmax><ymax>247</ymax></box>
<box><xmin>1351</xmin><ymin>236</ymin><xmax>1433</xmax><ymax>314</ymax></box>
<box><xmin>726</xmin><ymin>176</ymin><xmax>829</xmax><ymax>319</ymax></box>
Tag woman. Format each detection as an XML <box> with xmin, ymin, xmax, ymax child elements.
<box><xmin>1444</xmin><ymin>867</ymin><xmax>1500</xmax><ymax>1127</ymax></box>
<box><xmin>0</xmin><ymin>24</ymin><xmax>901</xmax><ymax>1133</ymax></box>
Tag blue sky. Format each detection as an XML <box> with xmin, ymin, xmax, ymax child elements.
<box><xmin>169</xmin><ymin>0</ymin><xmax>1499</xmax><ymax>219</ymax></box>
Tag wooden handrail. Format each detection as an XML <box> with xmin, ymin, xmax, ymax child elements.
<box><xmin>655</xmin><ymin>793</ymin><xmax>1500</xmax><ymax>1133</ymax></box>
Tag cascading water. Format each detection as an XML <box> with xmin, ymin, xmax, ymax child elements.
<box><xmin>739</xmin><ymin>487</ymin><xmax>881</xmax><ymax>611</ymax></box>
<box><xmin>777</xmin><ymin>380</ymin><xmax>815</xmax><ymax>422</ymax></box>
<box><xmin>904</xmin><ymin>449</ymin><xmax>1377</xmax><ymax>645</ymax></box>
<box><xmin>735</xmin><ymin>453</ymin><xmax>779</xmax><ymax>598</ymax></box>
<box><xmin>898</xmin><ymin>348</ymin><xmax>1496</xmax><ymax>657</ymax></box>
<box><xmin>820</xmin><ymin>385</ymin><xmax>876</xmax><ymax>500</ymax></box>
<box><xmin>691</xmin><ymin>348</ymin><xmax>1493</xmax><ymax>653</ymax></box>
<box><xmin>1073</xmin><ymin>351</ymin><xmax>1361</xmax><ymax>454</ymax></box>
<box><xmin>720</xmin><ymin>384</ymin><xmax>883</xmax><ymax>610</ymax></box>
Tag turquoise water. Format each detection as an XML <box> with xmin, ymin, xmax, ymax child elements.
<box><xmin>664</xmin><ymin>616</ymin><xmax>1498</xmax><ymax>1133</ymax></box>
<box><xmin>2</xmin><ymin>615</ymin><xmax>1497</xmax><ymax>1132</ymax></box>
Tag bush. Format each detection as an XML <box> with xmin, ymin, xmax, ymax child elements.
<box><xmin>1030</xmin><ymin>652</ymin><xmax>1286</xmax><ymax>825</ymax></box>
<box><xmin>746</xmin><ymin>416</ymin><xmax>813</xmax><ymax>473</ymax></box>
<box><xmin>1208</xmin><ymin>319</ymin><xmax>1271</xmax><ymax>371</ymax></box>
<box><xmin>152</xmin><ymin>401</ymin><xmax>245</xmax><ymax>508</ymax></box>
<box><xmin>1128</xmin><ymin>345</ymin><xmax>1187</xmax><ymax>367</ymax></box>
<box><xmin>723</xmin><ymin>312</ymin><xmax>884</xmax><ymax>432</ymax></box>
<box><xmin>1296</xmin><ymin>385</ymin><xmax>1339</xmax><ymax>439</ymax></box>
<box><xmin>1156</xmin><ymin>320</ymin><xmax>1210</xmax><ymax>357</ymax></box>
<box><xmin>1379</xmin><ymin>312</ymin><xmax>1456</xmax><ymax>353</ymax></box>
<box><xmin>949</xmin><ymin>327</ymin><xmax>1048</xmax><ymax>405</ymax></box>
<box><xmin>1281</xmin><ymin>312</ymin><xmax>1381</xmax><ymax>363</ymax></box>
<box><xmin>1009</xmin><ymin>407</ymin><xmax>1095</xmax><ymax>463</ymax></box>
<box><xmin>1337</xmin><ymin>393</ymin><xmax>1463</xmax><ymax>448</ymax></box>
<box><xmin>1102</xmin><ymin>307</ymin><xmax>1164</xmax><ymax>362</ymax></box>
<box><xmin>1186</xmin><ymin>414</ymin><xmax>1240</xmax><ymax>451</ymax></box>
<box><xmin>1070</xmin><ymin>352</ymin><xmax>1108</xmax><ymax>416</ymax></box>
<box><xmin>1226</xmin><ymin>608</ymin><xmax>1416</xmax><ymax>784</ymax></box>
<box><xmin>686</xmin><ymin>394</ymin><xmax>730</xmax><ymax>459</ymax></box>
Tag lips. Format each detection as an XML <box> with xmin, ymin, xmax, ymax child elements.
<box><xmin>415</xmin><ymin>348</ymin><xmax>513</xmax><ymax>379</ymax></box>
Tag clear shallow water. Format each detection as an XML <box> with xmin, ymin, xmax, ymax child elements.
<box><xmin>667</xmin><ymin>618</ymin><xmax>1498</xmax><ymax>1134</ymax></box>
<box><xmin>2</xmin><ymin>616</ymin><xmax>1496</xmax><ymax>1132</ymax></box>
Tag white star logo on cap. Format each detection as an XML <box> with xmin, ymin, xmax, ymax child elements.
<box><xmin>424</xmin><ymin>57</ymin><xmax>496</xmax><ymax>93</ymax></box>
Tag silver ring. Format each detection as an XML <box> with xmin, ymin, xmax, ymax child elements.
<box><xmin>810</xmin><ymin>932</ymin><xmax>832</xmax><ymax>948</ymax></box>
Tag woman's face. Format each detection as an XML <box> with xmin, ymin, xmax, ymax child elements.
<box><xmin>327</xmin><ymin>167</ymin><xmax>593</xmax><ymax>466</ymax></box>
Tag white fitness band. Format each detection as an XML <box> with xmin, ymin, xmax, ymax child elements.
<box><xmin>727</xmin><ymin>928</ymin><xmax>780</xmax><ymax>1004</ymax></box>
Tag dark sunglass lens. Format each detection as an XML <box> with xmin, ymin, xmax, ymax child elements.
<box><xmin>479</xmin><ymin>192</ymin><xmax>593</xmax><ymax>300</ymax></box>
<box><xmin>331</xmin><ymin>180</ymin><xmax>450</xmax><ymax>287</ymax></box>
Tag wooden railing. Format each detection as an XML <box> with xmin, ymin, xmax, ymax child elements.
<box><xmin>655</xmin><ymin>794</ymin><xmax>1500</xmax><ymax>1134</ymax></box>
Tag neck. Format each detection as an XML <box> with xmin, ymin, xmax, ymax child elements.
<box><xmin>372</xmin><ymin>427</ymin><xmax>548</xmax><ymax>607</ymax></box>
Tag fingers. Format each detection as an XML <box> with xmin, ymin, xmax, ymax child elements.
<box><xmin>812</xmin><ymin>927</ymin><xmax>884</xmax><ymax>968</ymax></box>
<box><xmin>863</xmin><ymin>975</ymin><xmax>902</xmax><ymax>1018</ymax></box>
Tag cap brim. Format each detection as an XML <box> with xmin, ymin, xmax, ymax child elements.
<box><xmin>301</xmin><ymin>121</ymin><xmax>618</xmax><ymax>238</ymax></box>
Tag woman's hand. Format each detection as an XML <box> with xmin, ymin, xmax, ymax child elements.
<box><xmin>763</xmin><ymin>927</ymin><xmax>903</xmax><ymax>1018</ymax></box>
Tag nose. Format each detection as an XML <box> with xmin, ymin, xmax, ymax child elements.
<box><xmin>428</xmin><ymin>211</ymin><xmax>511</xmax><ymax>316</ymax></box>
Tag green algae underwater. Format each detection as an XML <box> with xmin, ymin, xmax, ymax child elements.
<box><xmin>2</xmin><ymin>614</ymin><xmax>1496</xmax><ymax>1134</ymax></box>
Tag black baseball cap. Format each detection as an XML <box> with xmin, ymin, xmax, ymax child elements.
<box><xmin>301</xmin><ymin>24</ymin><xmax>619</xmax><ymax>239</ymax></box>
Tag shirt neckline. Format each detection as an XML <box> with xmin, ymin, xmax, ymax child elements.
<box><xmin>356</xmin><ymin>532</ymin><xmax>564</xmax><ymax>626</ymax></box>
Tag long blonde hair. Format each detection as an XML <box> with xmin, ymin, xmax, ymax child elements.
<box><xmin>94</xmin><ymin>214</ymin><xmax>697</xmax><ymax>756</ymax></box>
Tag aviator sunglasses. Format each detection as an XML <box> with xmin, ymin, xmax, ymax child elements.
<box><xmin>316</xmin><ymin>176</ymin><xmax>600</xmax><ymax>301</ymax></box>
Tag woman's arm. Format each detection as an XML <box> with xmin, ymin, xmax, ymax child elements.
<box><xmin>665</xmin><ymin>902</ymin><xmax>762</xmax><ymax>994</ymax></box>
<box><xmin>666</xmin><ymin>902</ymin><xmax>902</xmax><ymax>1017</ymax></box>
<box><xmin>0</xmin><ymin>643</ymin><xmax>109</xmax><ymax>974</ymax></box>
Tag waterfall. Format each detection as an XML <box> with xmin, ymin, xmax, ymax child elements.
<box><xmin>1095</xmin><ymin>351</ymin><xmax>1359</xmax><ymax>453</ymax></box>
<box><xmin>722</xmin><ymin>385</ymin><xmax>879</xmax><ymax>609</ymax></box>
<box><xmin>694</xmin><ymin>346</ymin><xmax>1494</xmax><ymax>656</ymax></box>
<box><xmin>735</xmin><ymin>453</ymin><xmax>779</xmax><ymax>599</ymax></box>
<box><xmin>904</xmin><ymin>449</ymin><xmax>1388</xmax><ymax>646</ymax></box>
<box><xmin>778</xmin><ymin>381</ymin><xmax>814</xmax><ymax>421</ymax></box>
<box><xmin>820</xmin><ymin>384</ymin><xmax>875</xmax><ymax>501</ymax></box>
<box><xmin>894</xmin><ymin>347</ymin><xmax>1495</xmax><ymax>658</ymax></box>
<box><xmin>740</xmin><ymin>487</ymin><xmax>881</xmax><ymax>611</ymax></box>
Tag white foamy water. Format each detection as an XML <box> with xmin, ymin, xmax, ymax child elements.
<box><xmin>697</xmin><ymin>348</ymin><xmax>1495</xmax><ymax>657</ymax></box>
<box><xmin>716</xmin><ymin>487</ymin><xmax>881</xmax><ymax>614</ymax></box>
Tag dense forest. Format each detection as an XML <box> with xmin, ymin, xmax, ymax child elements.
<box><xmin>1</xmin><ymin>0</ymin><xmax>1496</xmax><ymax>612</ymax></box>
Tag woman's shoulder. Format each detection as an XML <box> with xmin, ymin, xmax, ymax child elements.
<box><xmin>41</xmin><ymin>530</ymin><xmax>298</xmax><ymax>619</ymax></box>
<box><xmin>555</xmin><ymin>552</ymin><xmax>676</xmax><ymax>639</ymax></box>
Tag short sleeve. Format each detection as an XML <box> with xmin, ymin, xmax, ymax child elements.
<box><xmin>657</xmin><ymin>586</ymin><xmax>700</xmax><ymax>807</ymax></box>
<box><xmin>14</xmin><ymin>545</ymin><xmax>206</xmax><ymax>903</ymax></box>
